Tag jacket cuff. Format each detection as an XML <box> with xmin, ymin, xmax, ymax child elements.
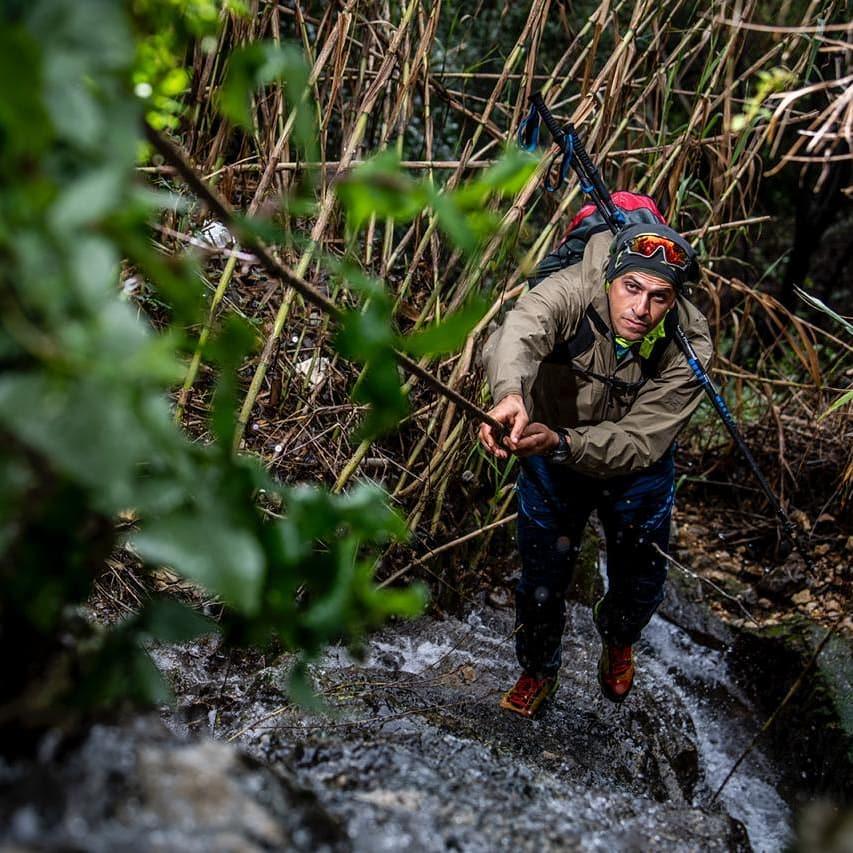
<box><xmin>490</xmin><ymin>383</ymin><xmax>524</xmax><ymax>404</ymax></box>
<box><xmin>561</xmin><ymin>428</ymin><xmax>587</xmax><ymax>464</ymax></box>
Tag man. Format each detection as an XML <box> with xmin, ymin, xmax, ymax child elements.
<box><xmin>479</xmin><ymin>223</ymin><xmax>712</xmax><ymax>716</ymax></box>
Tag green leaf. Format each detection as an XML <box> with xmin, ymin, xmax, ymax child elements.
<box><xmin>0</xmin><ymin>26</ymin><xmax>52</xmax><ymax>163</ymax></box>
<box><xmin>428</xmin><ymin>189</ymin><xmax>478</xmax><ymax>254</ymax></box>
<box><xmin>133</xmin><ymin>511</ymin><xmax>265</xmax><ymax>614</ymax></box>
<box><xmin>335</xmin><ymin>151</ymin><xmax>427</xmax><ymax>233</ymax></box>
<box><xmin>288</xmin><ymin>660</ymin><xmax>325</xmax><ymax>711</ymax></box>
<box><xmin>819</xmin><ymin>388</ymin><xmax>853</xmax><ymax>421</ymax></box>
<box><xmin>374</xmin><ymin>583</ymin><xmax>428</xmax><ymax>618</ymax></box>
<box><xmin>452</xmin><ymin>148</ymin><xmax>537</xmax><ymax>208</ymax></box>
<box><xmin>397</xmin><ymin>296</ymin><xmax>487</xmax><ymax>357</ymax></box>
<box><xmin>325</xmin><ymin>255</ymin><xmax>386</xmax><ymax>300</ymax></box>
<box><xmin>206</xmin><ymin>314</ymin><xmax>257</xmax><ymax>448</ymax></box>
<box><xmin>231</xmin><ymin>211</ymin><xmax>285</xmax><ymax>245</ymax></box>
<box><xmin>352</xmin><ymin>358</ymin><xmax>408</xmax><ymax>439</ymax></box>
<box><xmin>51</xmin><ymin>165</ymin><xmax>125</xmax><ymax>231</ymax></box>
<box><xmin>336</xmin><ymin>483</ymin><xmax>408</xmax><ymax>542</ymax></box>
<box><xmin>219</xmin><ymin>42</ymin><xmax>315</xmax><ymax>160</ymax></box>
<box><xmin>335</xmin><ymin>305</ymin><xmax>395</xmax><ymax>361</ymax></box>
<box><xmin>0</xmin><ymin>374</ymin><xmax>153</xmax><ymax>511</ymax></box>
<box><xmin>794</xmin><ymin>286</ymin><xmax>853</xmax><ymax>337</ymax></box>
<box><xmin>136</xmin><ymin>598</ymin><xmax>218</xmax><ymax>644</ymax></box>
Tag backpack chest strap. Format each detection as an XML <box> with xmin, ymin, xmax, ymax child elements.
<box><xmin>547</xmin><ymin>303</ymin><xmax>675</xmax><ymax>390</ymax></box>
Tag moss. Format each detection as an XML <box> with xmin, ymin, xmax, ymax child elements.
<box><xmin>729</xmin><ymin>615</ymin><xmax>853</xmax><ymax>804</ymax></box>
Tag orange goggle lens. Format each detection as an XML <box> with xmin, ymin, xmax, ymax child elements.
<box><xmin>625</xmin><ymin>234</ymin><xmax>690</xmax><ymax>269</ymax></box>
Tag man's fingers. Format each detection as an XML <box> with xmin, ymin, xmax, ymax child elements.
<box><xmin>509</xmin><ymin>410</ymin><xmax>529</xmax><ymax>444</ymax></box>
<box><xmin>479</xmin><ymin>422</ymin><xmax>509</xmax><ymax>459</ymax></box>
<box><xmin>478</xmin><ymin>423</ymin><xmax>496</xmax><ymax>454</ymax></box>
<box><xmin>514</xmin><ymin>434</ymin><xmax>547</xmax><ymax>454</ymax></box>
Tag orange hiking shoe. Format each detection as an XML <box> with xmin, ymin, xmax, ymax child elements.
<box><xmin>598</xmin><ymin>643</ymin><xmax>634</xmax><ymax>703</ymax></box>
<box><xmin>499</xmin><ymin>672</ymin><xmax>558</xmax><ymax>718</ymax></box>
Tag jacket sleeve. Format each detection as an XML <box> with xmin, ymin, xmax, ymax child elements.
<box><xmin>482</xmin><ymin>267</ymin><xmax>584</xmax><ymax>405</ymax></box>
<box><xmin>562</xmin><ymin>319</ymin><xmax>713</xmax><ymax>477</ymax></box>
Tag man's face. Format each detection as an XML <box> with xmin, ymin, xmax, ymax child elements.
<box><xmin>607</xmin><ymin>270</ymin><xmax>677</xmax><ymax>340</ymax></box>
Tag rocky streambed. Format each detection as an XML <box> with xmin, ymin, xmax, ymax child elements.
<box><xmin>6</xmin><ymin>593</ymin><xmax>829</xmax><ymax>852</ymax></box>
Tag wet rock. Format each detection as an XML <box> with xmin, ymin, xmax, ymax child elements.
<box><xmin>657</xmin><ymin>564</ymin><xmax>734</xmax><ymax>649</ymax></box>
<box><xmin>196</xmin><ymin>606</ymin><xmax>756</xmax><ymax>852</ymax></box>
<box><xmin>756</xmin><ymin>558</ymin><xmax>807</xmax><ymax>600</ymax></box>
<box><xmin>0</xmin><ymin>715</ymin><xmax>347</xmax><ymax>852</ymax></box>
<box><xmin>727</xmin><ymin>616</ymin><xmax>853</xmax><ymax>803</ymax></box>
<box><xmin>8</xmin><ymin>595</ymin><xmax>805</xmax><ymax>853</ymax></box>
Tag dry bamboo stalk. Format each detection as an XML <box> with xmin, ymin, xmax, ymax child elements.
<box><xmin>234</xmin><ymin>0</ymin><xmax>422</xmax><ymax>450</ymax></box>
<box><xmin>432</xmin><ymin>2</ymin><xmax>713</xmax><ymax>469</ymax></box>
<box><xmin>390</xmin><ymin>0</ymin><xmax>633</xmax><ymax>482</ymax></box>
<box><xmin>335</xmin><ymin>0</ymin><xmax>554</xmax><ymax>489</ymax></box>
<box><xmin>153</xmin><ymin>0</ymin><xmax>852</xmax><ymax>569</ymax></box>
<box><xmin>378</xmin><ymin>512</ymin><xmax>518</xmax><ymax>590</ymax></box>
<box><xmin>468</xmin><ymin>486</ymin><xmax>517</xmax><ymax>572</ymax></box>
<box><xmin>174</xmin><ymin>12</ymin><xmax>350</xmax><ymax>424</ymax></box>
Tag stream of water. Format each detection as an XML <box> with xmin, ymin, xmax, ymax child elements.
<box><xmin>641</xmin><ymin>614</ymin><xmax>793</xmax><ymax>851</ymax></box>
<box><xmin>144</xmin><ymin>597</ymin><xmax>798</xmax><ymax>851</ymax></box>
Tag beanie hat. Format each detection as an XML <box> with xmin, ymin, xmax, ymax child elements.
<box><xmin>605</xmin><ymin>223</ymin><xmax>699</xmax><ymax>290</ymax></box>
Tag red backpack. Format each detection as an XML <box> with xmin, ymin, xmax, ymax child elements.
<box><xmin>530</xmin><ymin>191</ymin><xmax>666</xmax><ymax>286</ymax></box>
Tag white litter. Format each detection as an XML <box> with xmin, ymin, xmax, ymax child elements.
<box><xmin>197</xmin><ymin>220</ymin><xmax>234</xmax><ymax>248</ymax></box>
<box><xmin>295</xmin><ymin>356</ymin><xmax>330</xmax><ymax>388</ymax></box>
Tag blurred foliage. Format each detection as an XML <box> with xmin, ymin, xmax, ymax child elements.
<box><xmin>333</xmin><ymin>148</ymin><xmax>535</xmax><ymax>436</ymax></box>
<box><xmin>0</xmin><ymin>0</ymin><xmax>430</xmax><ymax>731</ymax></box>
<box><xmin>0</xmin><ymin>0</ymin><xmax>537</xmax><ymax>734</ymax></box>
<box><xmin>730</xmin><ymin>68</ymin><xmax>797</xmax><ymax>133</ymax></box>
<box><xmin>131</xmin><ymin>0</ymin><xmax>221</xmax><ymax>129</ymax></box>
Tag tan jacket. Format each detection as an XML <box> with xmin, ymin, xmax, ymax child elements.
<box><xmin>483</xmin><ymin>231</ymin><xmax>713</xmax><ymax>477</ymax></box>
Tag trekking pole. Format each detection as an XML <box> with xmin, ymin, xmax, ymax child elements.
<box><xmin>674</xmin><ymin>328</ymin><xmax>808</xmax><ymax>564</ymax></box>
<box><xmin>522</xmin><ymin>93</ymin><xmax>626</xmax><ymax>231</ymax></box>
<box><xmin>521</xmin><ymin>92</ymin><xmax>814</xmax><ymax>568</ymax></box>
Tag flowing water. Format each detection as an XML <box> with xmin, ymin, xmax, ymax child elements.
<box><xmin>2</xmin><ymin>599</ymin><xmax>797</xmax><ymax>852</ymax></box>
<box><xmin>641</xmin><ymin>615</ymin><xmax>793</xmax><ymax>851</ymax></box>
<box><xmin>147</xmin><ymin>599</ymin><xmax>794</xmax><ymax>851</ymax></box>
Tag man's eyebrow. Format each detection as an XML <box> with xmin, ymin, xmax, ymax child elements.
<box><xmin>622</xmin><ymin>275</ymin><xmax>673</xmax><ymax>296</ymax></box>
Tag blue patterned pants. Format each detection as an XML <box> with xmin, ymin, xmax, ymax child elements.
<box><xmin>514</xmin><ymin>449</ymin><xmax>675</xmax><ymax>676</ymax></box>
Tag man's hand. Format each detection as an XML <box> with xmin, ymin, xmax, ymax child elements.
<box><xmin>513</xmin><ymin>422</ymin><xmax>560</xmax><ymax>457</ymax></box>
<box><xmin>479</xmin><ymin>396</ymin><xmax>562</xmax><ymax>460</ymax></box>
<box><xmin>479</xmin><ymin>394</ymin><xmax>529</xmax><ymax>459</ymax></box>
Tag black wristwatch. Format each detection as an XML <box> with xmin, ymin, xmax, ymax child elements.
<box><xmin>547</xmin><ymin>429</ymin><xmax>570</xmax><ymax>464</ymax></box>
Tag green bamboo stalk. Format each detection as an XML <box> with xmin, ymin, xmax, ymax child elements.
<box><xmin>174</xmin><ymin>252</ymin><xmax>238</xmax><ymax>423</ymax></box>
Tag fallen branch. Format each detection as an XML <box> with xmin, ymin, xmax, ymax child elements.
<box><xmin>144</xmin><ymin>126</ymin><xmax>503</xmax><ymax>440</ymax></box>
<box><xmin>652</xmin><ymin>543</ymin><xmax>760</xmax><ymax>626</ymax></box>
<box><xmin>378</xmin><ymin>513</ymin><xmax>519</xmax><ymax>589</ymax></box>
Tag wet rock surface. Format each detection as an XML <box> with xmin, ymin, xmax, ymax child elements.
<box><xmin>155</xmin><ymin>604</ymin><xmax>761</xmax><ymax>852</ymax></box>
<box><xmin>4</xmin><ymin>600</ymin><xmax>808</xmax><ymax>853</ymax></box>
<box><xmin>0</xmin><ymin>715</ymin><xmax>346</xmax><ymax>852</ymax></box>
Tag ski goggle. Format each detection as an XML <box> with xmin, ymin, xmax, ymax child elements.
<box><xmin>621</xmin><ymin>233</ymin><xmax>691</xmax><ymax>270</ymax></box>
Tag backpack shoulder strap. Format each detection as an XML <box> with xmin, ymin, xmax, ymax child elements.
<box><xmin>549</xmin><ymin>304</ymin><xmax>605</xmax><ymax>362</ymax></box>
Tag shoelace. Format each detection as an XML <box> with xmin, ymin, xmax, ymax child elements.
<box><xmin>510</xmin><ymin>675</ymin><xmax>545</xmax><ymax>703</ymax></box>
<box><xmin>608</xmin><ymin>647</ymin><xmax>633</xmax><ymax>676</ymax></box>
